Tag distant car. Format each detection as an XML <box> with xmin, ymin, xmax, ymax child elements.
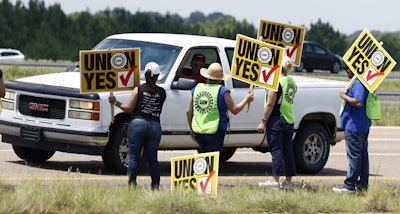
<box><xmin>0</xmin><ymin>48</ymin><xmax>25</xmax><ymax>62</ymax></box>
<box><xmin>295</xmin><ymin>41</ymin><xmax>342</xmax><ymax>74</ymax></box>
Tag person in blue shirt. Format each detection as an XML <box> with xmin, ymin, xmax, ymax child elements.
<box><xmin>333</xmin><ymin>65</ymin><xmax>371</xmax><ymax>194</ymax></box>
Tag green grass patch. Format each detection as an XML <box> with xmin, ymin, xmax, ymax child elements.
<box><xmin>1</xmin><ymin>180</ymin><xmax>400</xmax><ymax>213</ymax></box>
<box><xmin>1</xmin><ymin>66</ymin><xmax>64</xmax><ymax>81</ymax></box>
<box><xmin>373</xmin><ymin>101</ymin><xmax>400</xmax><ymax>126</ymax></box>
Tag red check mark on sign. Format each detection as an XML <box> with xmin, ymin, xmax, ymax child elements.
<box><xmin>366</xmin><ymin>70</ymin><xmax>385</xmax><ymax>81</ymax></box>
<box><xmin>262</xmin><ymin>65</ymin><xmax>279</xmax><ymax>83</ymax></box>
<box><xmin>119</xmin><ymin>65</ymin><xmax>137</xmax><ymax>87</ymax></box>
<box><xmin>199</xmin><ymin>170</ymin><xmax>215</xmax><ymax>193</ymax></box>
<box><xmin>286</xmin><ymin>43</ymin><xmax>301</xmax><ymax>58</ymax></box>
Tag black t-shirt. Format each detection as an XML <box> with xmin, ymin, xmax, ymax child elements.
<box><xmin>270</xmin><ymin>83</ymin><xmax>283</xmax><ymax>117</ymax></box>
<box><xmin>133</xmin><ymin>84</ymin><xmax>166</xmax><ymax>122</ymax></box>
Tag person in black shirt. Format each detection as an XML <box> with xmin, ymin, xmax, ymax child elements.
<box><xmin>109</xmin><ymin>62</ymin><xmax>166</xmax><ymax>190</ymax></box>
<box><xmin>0</xmin><ymin>69</ymin><xmax>5</xmax><ymax>98</ymax></box>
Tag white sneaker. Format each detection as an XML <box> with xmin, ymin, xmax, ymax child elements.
<box><xmin>281</xmin><ymin>180</ymin><xmax>294</xmax><ymax>190</ymax></box>
<box><xmin>258</xmin><ymin>180</ymin><xmax>280</xmax><ymax>189</ymax></box>
<box><xmin>332</xmin><ymin>187</ymin><xmax>355</xmax><ymax>194</ymax></box>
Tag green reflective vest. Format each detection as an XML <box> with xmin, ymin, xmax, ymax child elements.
<box><xmin>192</xmin><ymin>83</ymin><xmax>222</xmax><ymax>134</ymax></box>
<box><xmin>365</xmin><ymin>91</ymin><xmax>381</xmax><ymax>120</ymax></box>
<box><xmin>339</xmin><ymin>91</ymin><xmax>381</xmax><ymax>120</ymax></box>
<box><xmin>279</xmin><ymin>76</ymin><xmax>297</xmax><ymax>124</ymax></box>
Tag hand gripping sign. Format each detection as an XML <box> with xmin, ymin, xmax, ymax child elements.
<box><xmin>258</xmin><ymin>20</ymin><xmax>305</xmax><ymax>67</ymax></box>
<box><xmin>231</xmin><ymin>34</ymin><xmax>285</xmax><ymax>92</ymax></box>
<box><xmin>342</xmin><ymin>29</ymin><xmax>397</xmax><ymax>93</ymax></box>
<box><xmin>80</xmin><ymin>48</ymin><xmax>140</xmax><ymax>122</ymax></box>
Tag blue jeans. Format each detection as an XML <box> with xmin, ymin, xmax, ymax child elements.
<box><xmin>265</xmin><ymin>115</ymin><xmax>296</xmax><ymax>177</ymax></box>
<box><xmin>344</xmin><ymin>130</ymin><xmax>369</xmax><ymax>191</ymax></box>
<box><xmin>127</xmin><ymin>118</ymin><xmax>161</xmax><ymax>188</ymax></box>
<box><xmin>194</xmin><ymin>129</ymin><xmax>226</xmax><ymax>153</ymax></box>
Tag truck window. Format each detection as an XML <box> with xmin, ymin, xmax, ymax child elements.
<box><xmin>93</xmin><ymin>38</ymin><xmax>181</xmax><ymax>83</ymax></box>
<box><xmin>175</xmin><ymin>47</ymin><xmax>221</xmax><ymax>83</ymax></box>
<box><xmin>225</xmin><ymin>47</ymin><xmax>250</xmax><ymax>88</ymax></box>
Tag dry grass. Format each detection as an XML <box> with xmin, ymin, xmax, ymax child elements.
<box><xmin>1</xmin><ymin>180</ymin><xmax>399</xmax><ymax>213</ymax></box>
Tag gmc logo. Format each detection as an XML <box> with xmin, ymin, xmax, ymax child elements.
<box><xmin>28</xmin><ymin>102</ymin><xmax>49</xmax><ymax>112</ymax></box>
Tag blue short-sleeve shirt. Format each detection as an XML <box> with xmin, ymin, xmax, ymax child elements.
<box><xmin>340</xmin><ymin>79</ymin><xmax>371</xmax><ymax>132</ymax></box>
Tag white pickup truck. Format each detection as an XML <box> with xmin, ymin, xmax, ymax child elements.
<box><xmin>0</xmin><ymin>33</ymin><xmax>346</xmax><ymax>174</ymax></box>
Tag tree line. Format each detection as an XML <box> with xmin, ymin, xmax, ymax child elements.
<box><xmin>1</xmin><ymin>0</ymin><xmax>399</xmax><ymax>70</ymax></box>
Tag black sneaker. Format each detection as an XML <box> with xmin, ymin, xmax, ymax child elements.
<box><xmin>356</xmin><ymin>181</ymin><xmax>368</xmax><ymax>192</ymax></box>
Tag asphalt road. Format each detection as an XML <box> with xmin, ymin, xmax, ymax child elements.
<box><xmin>1</xmin><ymin>126</ymin><xmax>399</xmax><ymax>188</ymax></box>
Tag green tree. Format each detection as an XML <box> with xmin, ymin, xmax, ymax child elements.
<box><xmin>198</xmin><ymin>16</ymin><xmax>256</xmax><ymax>40</ymax></box>
<box><xmin>378</xmin><ymin>33</ymin><xmax>400</xmax><ymax>70</ymax></box>
<box><xmin>306</xmin><ymin>19</ymin><xmax>348</xmax><ymax>55</ymax></box>
<box><xmin>24</xmin><ymin>3</ymin><xmax>68</xmax><ymax>60</ymax></box>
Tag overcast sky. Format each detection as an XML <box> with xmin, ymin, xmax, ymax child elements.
<box><xmin>11</xmin><ymin>0</ymin><xmax>400</xmax><ymax>35</ymax></box>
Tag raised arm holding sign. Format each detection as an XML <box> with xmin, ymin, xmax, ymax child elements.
<box><xmin>246</xmin><ymin>35</ymin><xmax>264</xmax><ymax>112</ymax></box>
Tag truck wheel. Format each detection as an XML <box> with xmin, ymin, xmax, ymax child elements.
<box><xmin>102</xmin><ymin>121</ymin><xmax>128</xmax><ymax>174</ymax></box>
<box><xmin>220</xmin><ymin>148</ymin><xmax>236</xmax><ymax>162</ymax></box>
<box><xmin>293</xmin><ymin>122</ymin><xmax>330</xmax><ymax>174</ymax></box>
<box><xmin>12</xmin><ymin>145</ymin><xmax>55</xmax><ymax>163</ymax></box>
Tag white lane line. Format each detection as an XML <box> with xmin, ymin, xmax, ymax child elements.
<box><xmin>331</xmin><ymin>153</ymin><xmax>400</xmax><ymax>156</ymax></box>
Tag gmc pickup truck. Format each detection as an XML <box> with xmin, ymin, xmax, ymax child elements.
<box><xmin>0</xmin><ymin>33</ymin><xmax>346</xmax><ymax>174</ymax></box>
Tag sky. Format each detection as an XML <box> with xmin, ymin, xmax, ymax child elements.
<box><xmin>10</xmin><ymin>0</ymin><xmax>400</xmax><ymax>35</ymax></box>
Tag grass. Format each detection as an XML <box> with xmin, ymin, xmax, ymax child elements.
<box><xmin>374</xmin><ymin>101</ymin><xmax>400</xmax><ymax>126</ymax></box>
<box><xmin>0</xmin><ymin>180</ymin><xmax>400</xmax><ymax>213</ymax></box>
<box><xmin>1</xmin><ymin>65</ymin><xmax>65</xmax><ymax>81</ymax></box>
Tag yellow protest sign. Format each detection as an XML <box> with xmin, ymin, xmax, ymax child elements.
<box><xmin>171</xmin><ymin>152</ymin><xmax>219</xmax><ymax>197</ymax></box>
<box><xmin>258</xmin><ymin>19</ymin><xmax>305</xmax><ymax>66</ymax></box>
<box><xmin>80</xmin><ymin>48</ymin><xmax>140</xmax><ymax>93</ymax></box>
<box><xmin>343</xmin><ymin>29</ymin><xmax>396</xmax><ymax>93</ymax></box>
<box><xmin>231</xmin><ymin>34</ymin><xmax>285</xmax><ymax>91</ymax></box>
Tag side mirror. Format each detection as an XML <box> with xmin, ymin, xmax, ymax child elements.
<box><xmin>171</xmin><ymin>78</ymin><xmax>197</xmax><ymax>90</ymax></box>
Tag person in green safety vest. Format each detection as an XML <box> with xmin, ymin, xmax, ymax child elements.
<box><xmin>186</xmin><ymin>62</ymin><xmax>254</xmax><ymax>153</ymax></box>
<box><xmin>0</xmin><ymin>69</ymin><xmax>5</xmax><ymax>113</ymax></box>
<box><xmin>257</xmin><ymin>56</ymin><xmax>297</xmax><ymax>190</ymax></box>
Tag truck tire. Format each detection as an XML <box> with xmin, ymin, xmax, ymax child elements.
<box><xmin>293</xmin><ymin>122</ymin><xmax>330</xmax><ymax>174</ymax></box>
<box><xmin>220</xmin><ymin>148</ymin><xmax>236</xmax><ymax>162</ymax></box>
<box><xmin>102</xmin><ymin>120</ymin><xmax>129</xmax><ymax>174</ymax></box>
<box><xmin>12</xmin><ymin>145</ymin><xmax>55</xmax><ymax>163</ymax></box>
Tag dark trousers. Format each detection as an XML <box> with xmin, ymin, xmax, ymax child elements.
<box><xmin>265</xmin><ymin>115</ymin><xmax>296</xmax><ymax>177</ymax></box>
